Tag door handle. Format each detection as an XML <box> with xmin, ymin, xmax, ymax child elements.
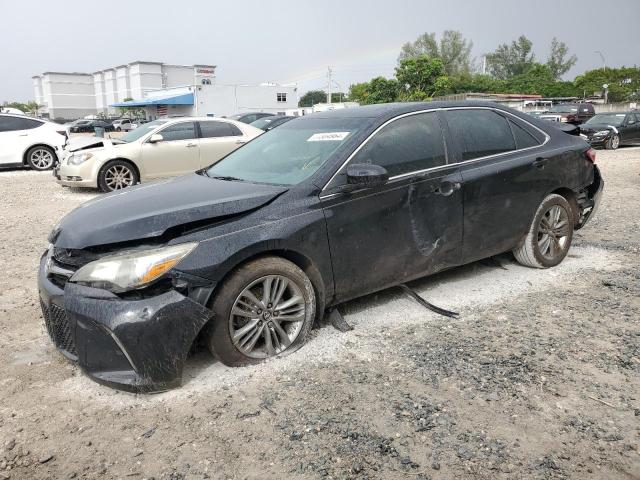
<box><xmin>186</xmin><ymin>143</ymin><xmax>197</xmax><ymax>148</ymax></box>
<box><xmin>235</xmin><ymin>140</ymin><xmax>246</xmax><ymax>144</ymax></box>
<box><xmin>433</xmin><ymin>181</ymin><xmax>461</xmax><ymax>197</ymax></box>
<box><xmin>19</xmin><ymin>133</ymin><xmax>28</xmax><ymax>137</ymax></box>
<box><xmin>532</xmin><ymin>157</ymin><xmax>548</xmax><ymax>169</ymax></box>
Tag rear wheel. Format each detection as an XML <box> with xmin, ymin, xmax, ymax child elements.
<box><xmin>98</xmin><ymin>160</ymin><xmax>138</xmax><ymax>192</ymax></box>
<box><xmin>206</xmin><ymin>257</ymin><xmax>316</xmax><ymax>367</ymax></box>
<box><xmin>605</xmin><ymin>134</ymin><xmax>619</xmax><ymax>150</ymax></box>
<box><xmin>26</xmin><ymin>146</ymin><xmax>55</xmax><ymax>170</ymax></box>
<box><xmin>513</xmin><ymin>194</ymin><xmax>574</xmax><ymax>268</ymax></box>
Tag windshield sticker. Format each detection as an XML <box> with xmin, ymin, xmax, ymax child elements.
<box><xmin>307</xmin><ymin>132</ymin><xmax>350</xmax><ymax>142</ymax></box>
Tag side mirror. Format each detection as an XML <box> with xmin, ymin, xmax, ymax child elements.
<box><xmin>148</xmin><ymin>133</ymin><xmax>164</xmax><ymax>143</ymax></box>
<box><xmin>346</xmin><ymin>163</ymin><xmax>389</xmax><ymax>189</ymax></box>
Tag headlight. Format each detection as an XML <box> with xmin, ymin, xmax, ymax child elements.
<box><xmin>593</xmin><ymin>130</ymin><xmax>610</xmax><ymax>137</ymax></box>
<box><xmin>70</xmin><ymin>242</ymin><xmax>198</xmax><ymax>292</ymax></box>
<box><xmin>67</xmin><ymin>152</ymin><xmax>94</xmax><ymax>165</ymax></box>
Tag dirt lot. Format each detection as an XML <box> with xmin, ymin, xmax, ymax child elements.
<box><xmin>0</xmin><ymin>148</ymin><xmax>638</xmax><ymax>480</ymax></box>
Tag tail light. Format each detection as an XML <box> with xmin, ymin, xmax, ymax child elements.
<box><xmin>566</xmin><ymin>114</ymin><xmax>575</xmax><ymax>122</ymax></box>
<box><xmin>585</xmin><ymin>148</ymin><xmax>596</xmax><ymax>163</ymax></box>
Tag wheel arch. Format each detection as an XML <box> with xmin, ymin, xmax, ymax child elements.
<box><xmin>22</xmin><ymin>143</ymin><xmax>57</xmax><ymax>166</ymax></box>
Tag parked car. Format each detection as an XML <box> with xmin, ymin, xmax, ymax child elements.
<box><xmin>250</xmin><ymin>115</ymin><xmax>295</xmax><ymax>131</ymax></box>
<box><xmin>229</xmin><ymin>112</ymin><xmax>275</xmax><ymax>124</ymax></box>
<box><xmin>0</xmin><ymin>113</ymin><xmax>66</xmax><ymax>170</ymax></box>
<box><xmin>54</xmin><ymin>117</ymin><xmax>263</xmax><ymax>192</ymax></box>
<box><xmin>526</xmin><ymin>110</ymin><xmax>547</xmax><ymax>118</ymax></box>
<box><xmin>119</xmin><ymin>119</ymin><xmax>148</xmax><ymax>132</ymax></box>
<box><xmin>111</xmin><ymin>118</ymin><xmax>133</xmax><ymax>132</ymax></box>
<box><xmin>539</xmin><ymin>103</ymin><xmax>595</xmax><ymax>124</ymax></box>
<box><xmin>579</xmin><ymin>112</ymin><xmax>640</xmax><ymax>150</ymax></box>
<box><xmin>38</xmin><ymin>101</ymin><xmax>603</xmax><ymax>392</ymax></box>
<box><xmin>69</xmin><ymin>120</ymin><xmax>114</xmax><ymax>134</ymax></box>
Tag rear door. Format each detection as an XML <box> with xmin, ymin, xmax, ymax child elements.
<box><xmin>197</xmin><ymin>120</ymin><xmax>246</xmax><ymax>167</ymax></box>
<box><xmin>140</xmin><ymin>121</ymin><xmax>200</xmax><ymax>178</ymax></box>
<box><xmin>321</xmin><ymin>111</ymin><xmax>463</xmax><ymax>302</ymax></box>
<box><xmin>623</xmin><ymin>114</ymin><xmax>640</xmax><ymax>143</ymax></box>
<box><xmin>443</xmin><ymin>108</ymin><xmax>555</xmax><ymax>263</ymax></box>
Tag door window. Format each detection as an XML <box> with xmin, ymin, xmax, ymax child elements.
<box><xmin>199</xmin><ymin>121</ymin><xmax>242</xmax><ymax>138</ymax></box>
<box><xmin>157</xmin><ymin>122</ymin><xmax>196</xmax><ymax>141</ymax></box>
<box><xmin>445</xmin><ymin>109</ymin><xmax>516</xmax><ymax>160</ymax></box>
<box><xmin>626</xmin><ymin>114</ymin><xmax>636</xmax><ymax>125</ymax></box>
<box><xmin>350</xmin><ymin>112</ymin><xmax>446</xmax><ymax>177</ymax></box>
<box><xmin>0</xmin><ymin>116</ymin><xmax>42</xmax><ymax>132</ymax></box>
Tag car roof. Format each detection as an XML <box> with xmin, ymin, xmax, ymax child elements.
<box><xmin>307</xmin><ymin>101</ymin><xmax>524</xmax><ymax>120</ymax></box>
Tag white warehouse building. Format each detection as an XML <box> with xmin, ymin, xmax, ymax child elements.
<box><xmin>32</xmin><ymin>60</ymin><xmax>298</xmax><ymax>120</ymax></box>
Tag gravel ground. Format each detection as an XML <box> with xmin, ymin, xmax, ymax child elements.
<box><xmin>0</xmin><ymin>148</ymin><xmax>638</xmax><ymax>480</ymax></box>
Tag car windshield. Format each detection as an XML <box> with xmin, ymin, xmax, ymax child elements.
<box><xmin>119</xmin><ymin>119</ymin><xmax>168</xmax><ymax>142</ymax></box>
<box><xmin>584</xmin><ymin>113</ymin><xmax>626</xmax><ymax>126</ymax></box>
<box><xmin>206</xmin><ymin>117</ymin><xmax>365</xmax><ymax>185</ymax></box>
<box><xmin>250</xmin><ymin>117</ymin><xmax>277</xmax><ymax>129</ymax></box>
<box><xmin>548</xmin><ymin>105</ymin><xmax>578</xmax><ymax>113</ymax></box>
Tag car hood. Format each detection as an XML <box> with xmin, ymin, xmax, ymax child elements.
<box><xmin>51</xmin><ymin>174</ymin><xmax>288</xmax><ymax>249</ymax></box>
<box><xmin>580</xmin><ymin>123</ymin><xmax>619</xmax><ymax>133</ymax></box>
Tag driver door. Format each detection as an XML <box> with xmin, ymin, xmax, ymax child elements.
<box><xmin>321</xmin><ymin>111</ymin><xmax>463</xmax><ymax>302</ymax></box>
<box><xmin>141</xmin><ymin>121</ymin><xmax>200</xmax><ymax>178</ymax></box>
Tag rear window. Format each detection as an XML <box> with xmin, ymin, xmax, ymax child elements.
<box><xmin>445</xmin><ymin>109</ymin><xmax>515</xmax><ymax>160</ymax></box>
<box><xmin>199</xmin><ymin>121</ymin><xmax>242</xmax><ymax>138</ymax></box>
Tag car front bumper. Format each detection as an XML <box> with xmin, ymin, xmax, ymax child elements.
<box><xmin>37</xmin><ymin>253</ymin><xmax>212</xmax><ymax>393</ymax></box>
<box><xmin>54</xmin><ymin>161</ymin><xmax>99</xmax><ymax>188</ymax></box>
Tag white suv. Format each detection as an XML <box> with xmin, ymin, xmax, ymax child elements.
<box><xmin>0</xmin><ymin>114</ymin><xmax>67</xmax><ymax>170</ymax></box>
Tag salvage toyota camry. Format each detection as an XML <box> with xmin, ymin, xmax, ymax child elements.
<box><xmin>38</xmin><ymin>102</ymin><xmax>603</xmax><ymax>392</ymax></box>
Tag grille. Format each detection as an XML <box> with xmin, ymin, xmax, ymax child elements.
<box><xmin>40</xmin><ymin>300</ymin><xmax>77</xmax><ymax>358</ymax></box>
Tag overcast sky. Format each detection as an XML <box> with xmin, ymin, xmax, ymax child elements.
<box><xmin>2</xmin><ymin>0</ymin><xmax>638</xmax><ymax>101</ymax></box>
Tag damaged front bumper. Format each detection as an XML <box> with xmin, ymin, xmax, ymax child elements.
<box><xmin>37</xmin><ymin>254</ymin><xmax>212</xmax><ymax>393</ymax></box>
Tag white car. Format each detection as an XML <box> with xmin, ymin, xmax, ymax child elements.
<box><xmin>55</xmin><ymin>117</ymin><xmax>263</xmax><ymax>192</ymax></box>
<box><xmin>0</xmin><ymin>114</ymin><xmax>67</xmax><ymax>170</ymax></box>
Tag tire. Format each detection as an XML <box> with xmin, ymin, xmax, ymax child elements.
<box><xmin>26</xmin><ymin>146</ymin><xmax>56</xmax><ymax>170</ymax></box>
<box><xmin>116</xmin><ymin>127</ymin><xmax>121</xmax><ymax>132</ymax></box>
<box><xmin>605</xmin><ymin>134</ymin><xmax>619</xmax><ymax>150</ymax></box>
<box><xmin>206</xmin><ymin>256</ymin><xmax>316</xmax><ymax>367</ymax></box>
<box><xmin>97</xmin><ymin>160</ymin><xmax>139</xmax><ymax>192</ymax></box>
<box><xmin>513</xmin><ymin>194</ymin><xmax>574</xmax><ymax>269</ymax></box>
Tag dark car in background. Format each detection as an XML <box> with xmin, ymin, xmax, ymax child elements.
<box><xmin>539</xmin><ymin>103</ymin><xmax>595</xmax><ymax>124</ymax></box>
<box><xmin>579</xmin><ymin>112</ymin><xmax>640</xmax><ymax>149</ymax></box>
<box><xmin>38</xmin><ymin>102</ymin><xmax>603</xmax><ymax>392</ymax></box>
<box><xmin>229</xmin><ymin>112</ymin><xmax>275</xmax><ymax>124</ymax></box>
<box><xmin>249</xmin><ymin>115</ymin><xmax>295</xmax><ymax>131</ymax></box>
<box><xmin>69</xmin><ymin>120</ymin><xmax>114</xmax><ymax>133</ymax></box>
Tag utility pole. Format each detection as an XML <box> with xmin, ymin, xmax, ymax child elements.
<box><xmin>595</xmin><ymin>51</ymin><xmax>606</xmax><ymax>71</ymax></box>
<box><xmin>327</xmin><ymin>67</ymin><xmax>332</xmax><ymax>104</ymax></box>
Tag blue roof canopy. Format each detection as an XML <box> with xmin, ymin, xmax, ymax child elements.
<box><xmin>111</xmin><ymin>92</ymin><xmax>194</xmax><ymax>107</ymax></box>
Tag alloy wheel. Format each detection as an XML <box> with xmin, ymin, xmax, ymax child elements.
<box><xmin>611</xmin><ymin>135</ymin><xmax>620</xmax><ymax>149</ymax></box>
<box><xmin>104</xmin><ymin>165</ymin><xmax>134</xmax><ymax>190</ymax></box>
<box><xmin>229</xmin><ymin>275</ymin><xmax>306</xmax><ymax>359</ymax></box>
<box><xmin>30</xmin><ymin>149</ymin><xmax>54</xmax><ymax>169</ymax></box>
<box><xmin>537</xmin><ymin>205</ymin><xmax>570</xmax><ymax>261</ymax></box>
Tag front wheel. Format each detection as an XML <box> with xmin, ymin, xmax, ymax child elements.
<box><xmin>26</xmin><ymin>146</ymin><xmax>56</xmax><ymax>170</ymax></box>
<box><xmin>513</xmin><ymin>194</ymin><xmax>574</xmax><ymax>268</ymax></box>
<box><xmin>605</xmin><ymin>134</ymin><xmax>619</xmax><ymax>150</ymax></box>
<box><xmin>97</xmin><ymin>160</ymin><xmax>138</xmax><ymax>192</ymax></box>
<box><xmin>206</xmin><ymin>257</ymin><xmax>316</xmax><ymax>367</ymax></box>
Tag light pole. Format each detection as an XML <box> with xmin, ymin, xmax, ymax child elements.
<box><xmin>594</xmin><ymin>51</ymin><xmax>606</xmax><ymax>71</ymax></box>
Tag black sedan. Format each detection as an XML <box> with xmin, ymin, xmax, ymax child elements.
<box><xmin>38</xmin><ymin>102</ymin><xmax>603</xmax><ymax>392</ymax></box>
<box><xmin>579</xmin><ymin>112</ymin><xmax>640</xmax><ymax>149</ymax></box>
<box><xmin>69</xmin><ymin>120</ymin><xmax>114</xmax><ymax>134</ymax></box>
<box><xmin>250</xmin><ymin>115</ymin><xmax>295</xmax><ymax>131</ymax></box>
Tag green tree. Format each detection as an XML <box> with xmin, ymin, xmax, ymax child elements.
<box><xmin>450</xmin><ymin>73</ymin><xmax>505</xmax><ymax>94</ymax></box>
<box><xmin>504</xmin><ymin>64</ymin><xmax>578</xmax><ymax>97</ymax></box>
<box><xmin>574</xmin><ymin>66</ymin><xmax>640</xmax><ymax>102</ymax></box>
<box><xmin>117</xmin><ymin>97</ymin><xmax>145</xmax><ymax>118</ymax></box>
<box><xmin>486</xmin><ymin>35</ymin><xmax>535</xmax><ymax>79</ymax></box>
<box><xmin>348</xmin><ymin>77</ymin><xmax>399</xmax><ymax>105</ymax></box>
<box><xmin>395</xmin><ymin>56</ymin><xmax>450</xmax><ymax>99</ymax></box>
<box><xmin>546</xmin><ymin>38</ymin><xmax>577</xmax><ymax>79</ymax></box>
<box><xmin>298</xmin><ymin>90</ymin><xmax>346</xmax><ymax>107</ymax></box>
<box><xmin>399</xmin><ymin>30</ymin><xmax>473</xmax><ymax>76</ymax></box>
